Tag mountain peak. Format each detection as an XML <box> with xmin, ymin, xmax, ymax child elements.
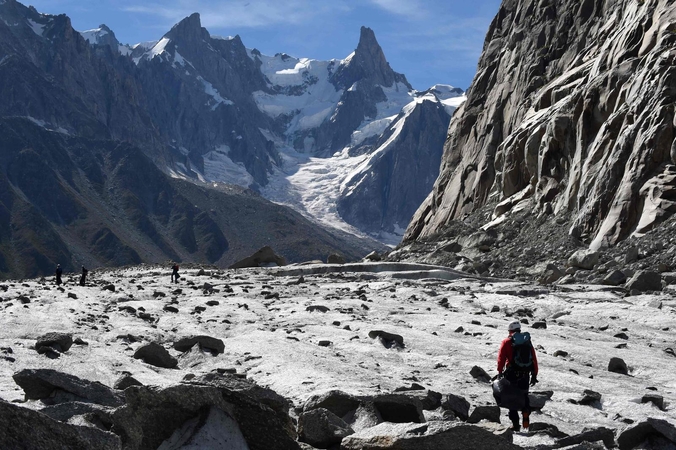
<box><xmin>166</xmin><ymin>12</ymin><xmax>208</xmax><ymax>42</ymax></box>
<box><xmin>333</xmin><ymin>26</ymin><xmax>411</xmax><ymax>90</ymax></box>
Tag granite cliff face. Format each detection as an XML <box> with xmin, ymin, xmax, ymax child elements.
<box><xmin>406</xmin><ymin>0</ymin><xmax>676</xmax><ymax>251</ymax></box>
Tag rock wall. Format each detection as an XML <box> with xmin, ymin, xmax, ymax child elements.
<box><xmin>406</xmin><ymin>0</ymin><xmax>676</xmax><ymax>250</ymax></box>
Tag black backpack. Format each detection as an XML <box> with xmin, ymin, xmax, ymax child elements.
<box><xmin>511</xmin><ymin>332</ymin><xmax>533</xmax><ymax>369</ymax></box>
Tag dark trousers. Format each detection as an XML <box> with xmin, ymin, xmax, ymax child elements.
<box><xmin>506</xmin><ymin>371</ymin><xmax>531</xmax><ymax>424</ymax></box>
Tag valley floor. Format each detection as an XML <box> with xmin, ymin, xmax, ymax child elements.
<box><xmin>0</xmin><ymin>262</ymin><xmax>674</xmax><ymax>447</ymax></box>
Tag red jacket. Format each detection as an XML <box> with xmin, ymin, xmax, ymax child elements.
<box><xmin>497</xmin><ymin>336</ymin><xmax>538</xmax><ymax>375</ymax></box>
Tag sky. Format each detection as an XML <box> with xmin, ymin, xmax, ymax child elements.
<box><xmin>26</xmin><ymin>0</ymin><xmax>502</xmax><ymax>91</ymax></box>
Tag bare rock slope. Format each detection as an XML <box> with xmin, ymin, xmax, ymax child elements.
<box><xmin>406</xmin><ymin>0</ymin><xmax>676</xmax><ymax>251</ymax></box>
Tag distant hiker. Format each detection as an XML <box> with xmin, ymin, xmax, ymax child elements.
<box><xmin>79</xmin><ymin>266</ymin><xmax>88</xmax><ymax>286</ymax></box>
<box><xmin>495</xmin><ymin>320</ymin><xmax>539</xmax><ymax>431</ymax></box>
<box><xmin>171</xmin><ymin>263</ymin><xmax>179</xmax><ymax>283</ymax></box>
<box><xmin>55</xmin><ymin>264</ymin><xmax>63</xmax><ymax>286</ymax></box>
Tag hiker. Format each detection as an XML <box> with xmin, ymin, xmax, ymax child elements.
<box><xmin>171</xmin><ymin>263</ymin><xmax>179</xmax><ymax>283</ymax></box>
<box><xmin>496</xmin><ymin>320</ymin><xmax>539</xmax><ymax>431</ymax></box>
<box><xmin>79</xmin><ymin>266</ymin><xmax>88</xmax><ymax>286</ymax></box>
<box><xmin>55</xmin><ymin>264</ymin><xmax>63</xmax><ymax>285</ymax></box>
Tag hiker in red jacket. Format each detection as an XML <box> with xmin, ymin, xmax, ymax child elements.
<box><xmin>497</xmin><ymin>320</ymin><xmax>539</xmax><ymax>431</ymax></box>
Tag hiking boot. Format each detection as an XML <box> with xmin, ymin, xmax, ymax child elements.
<box><xmin>522</xmin><ymin>411</ymin><xmax>530</xmax><ymax>429</ymax></box>
<box><xmin>511</xmin><ymin>421</ymin><xmax>521</xmax><ymax>432</ymax></box>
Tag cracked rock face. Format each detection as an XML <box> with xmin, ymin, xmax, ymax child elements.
<box><xmin>406</xmin><ymin>0</ymin><xmax>676</xmax><ymax>251</ymax></box>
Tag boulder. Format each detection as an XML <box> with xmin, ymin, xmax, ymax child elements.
<box><xmin>368</xmin><ymin>330</ymin><xmax>405</xmax><ymax>348</ymax></box>
<box><xmin>328</xmin><ymin>254</ymin><xmax>346</xmax><ymax>264</ymax></box>
<box><xmin>396</xmin><ymin>389</ymin><xmax>442</xmax><ymax>411</ymax></box>
<box><xmin>340</xmin><ymin>422</ymin><xmax>522</xmax><ymax>449</ymax></box>
<box><xmin>603</xmin><ymin>270</ymin><xmax>627</xmax><ymax>286</ymax></box>
<box><xmin>618</xmin><ymin>418</ymin><xmax>676</xmax><ymax>450</ymax></box>
<box><xmin>578</xmin><ymin>389</ymin><xmax>602</xmax><ymax>406</ymax></box>
<box><xmin>625</xmin><ymin>270</ymin><xmax>662</xmax><ymax>292</ymax></box>
<box><xmin>625</xmin><ymin>246</ymin><xmax>639</xmax><ymax>264</ymax></box>
<box><xmin>467</xmin><ymin>405</ymin><xmax>501</xmax><ymax>424</ymax></box>
<box><xmin>364</xmin><ymin>251</ymin><xmax>382</xmax><ymax>262</ymax></box>
<box><xmin>298</xmin><ymin>407</ymin><xmax>354</xmax><ymax>448</ymax></box>
<box><xmin>133</xmin><ymin>342</ymin><xmax>178</xmax><ymax>369</ymax></box>
<box><xmin>540</xmin><ymin>264</ymin><xmax>564</xmax><ymax>284</ymax></box>
<box><xmin>12</xmin><ymin>368</ymin><xmax>124</xmax><ymax>407</ymax></box>
<box><xmin>228</xmin><ymin>246</ymin><xmax>287</xmax><ymax>269</ymax></box>
<box><xmin>371</xmin><ymin>393</ymin><xmax>425</xmax><ymax>423</ymax></box>
<box><xmin>35</xmin><ymin>332</ymin><xmax>73</xmax><ymax>354</ymax></box>
<box><xmin>304</xmin><ymin>390</ymin><xmax>361</xmax><ymax>419</ymax></box>
<box><xmin>608</xmin><ymin>357</ymin><xmax>628</xmax><ymax>375</ymax></box>
<box><xmin>99</xmin><ymin>373</ymin><xmax>299</xmax><ymax>450</ymax></box>
<box><xmin>556</xmin><ymin>427</ymin><xmax>616</xmax><ymax>449</ymax></box>
<box><xmin>0</xmin><ymin>400</ymin><xmax>120</xmax><ymax>449</ymax></box>
<box><xmin>173</xmin><ymin>335</ymin><xmax>225</xmax><ymax>355</ymax></box>
<box><xmin>114</xmin><ymin>373</ymin><xmax>143</xmax><ymax>390</ymax></box>
<box><xmin>568</xmin><ymin>250</ymin><xmax>599</xmax><ymax>270</ymax></box>
<box><xmin>470</xmin><ymin>366</ymin><xmax>492</xmax><ymax>383</ymax></box>
<box><xmin>662</xmin><ymin>272</ymin><xmax>676</xmax><ymax>285</ymax></box>
<box><xmin>441</xmin><ymin>393</ymin><xmax>471</xmax><ymax>421</ymax></box>
<box><xmin>39</xmin><ymin>401</ymin><xmax>109</xmax><ymax>423</ymax></box>
<box><xmin>641</xmin><ymin>394</ymin><xmax>664</xmax><ymax>410</ymax></box>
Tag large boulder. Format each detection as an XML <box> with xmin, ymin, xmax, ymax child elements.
<box><xmin>340</xmin><ymin>422</ymin><xmax>522</xmax><ymax>449</ymax></box>
<box><xmin>441</xmin><ymin>393</ymin><xmax>471</xmax><ymax>421</ymax></box>
<box><xmin>608</xmin><ymin>357</ymin><xmax>629</xmax><ymax>375</ymax></box>
<box><xmin>229</xmin><ymin>246</ymin><xmax>287</xmax><ymax>269</ymax></box>
<box><xmin>12</xmin><ymin>369</ymin><xmax>124</xmax><ymax>407</ymax></box>
<box><xmin>556</xmin><ymin>427</ymin><xmax>616</xmax><ymax>449</ymax></box>
<box><xmin>625</xmin><ymin>271</ymin><xmax>663</xmax><ymax>292</ymax></box>
<box><xmin>35</xmin><ymin>332</ymin><xmax>73</xmax><ymax>354</ymax></box>
<box><xmin>94</xmin><ymin>372</ymin><xmax>299</xmax><ymax>450</ymax></box>
<box><xmin>133</xmin><ymin>342</ymin><xmax>178</xmax><ymax>369</ymax></box>
<box><xmin>618</xmin><ymin>418</ymin><xmax>676</xmax><ymax>450</ymax></box>
<box><xmin>568</xmin><ymin>250</ymin><xmax>600</xmax><ymax>270</ymax></box>
<box><xmin>0</xmin><ymin>399</ymin><xmax>120</xmax><ymax>449</ymax></box>
<box><xmin>298</xmin><ymin>407</ymin><xmax>354</xmax><ymax>448</ymax></box>
<box><xmin>173</xmin><ymin>335</ymin><xmax>225</xmax><ymax>355</ymax></box>
<box><xmin>304</xmin><ymin>390</ymin><xmax>361</xmax><ymax>419</ymax></box>
<box><xmin>371</xmin><ymin>394</ymin><xmax>425</xmax><ymax>424</ymax></box>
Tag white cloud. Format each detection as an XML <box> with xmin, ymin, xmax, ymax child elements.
<box><xmin>367</xmin><ymin>0</ymin><xmax>427</xmax><ymax>19</ymax></box>
<box><xmin>122</xmin><ymin>0</ymin><xmax>351</xmax><ymax>29</ymax></box>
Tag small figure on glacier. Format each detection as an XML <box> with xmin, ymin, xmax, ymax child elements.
<box><xmin>55</xmin><ymin>264</ymin><xmax>63</xmax><ymax>285</ymax></box>
<box><xmin>79</xmin><ymin>265</ymin><xmax>88</xmax><ymax>286</ymax></box>
<box><xmin>171</xmin><ymin>263</ymin><xmax>180</xmax><ymax>283</ymax></box>
<box><xmin>495</xmin><ymin>320</ymin><xmax>539</xmax><ymax>431</ymax></box>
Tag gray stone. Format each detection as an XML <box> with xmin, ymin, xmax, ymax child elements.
<box><xmin>36</xmin><ymin>332</ymin><xmax>73</xmax><ymax>354</ymax></box>
<box><xmin>12</xmin><ymin>368</ymin><xmax>124</xmax><ymax>407</ymax></box>
<box><xmin>618</xmin><ymin>418</ymin><xmax>676</xmax><ymax>450</ymax></box>
<box><xmin>540</xmin><ymin>264</ymin><xmax>564</xmax><ymax>284</ymax></box>
<box><xmin>229</xmin><ymin>246</ymin><xmax>287</xmax><ymax>269</ymax></box>
<box><xmin>441</xmin><ymin>393</ymin><xmax>471</xmax><ymax>421</ymax></box>
<box><xmin>371</xmin><ymin>393</ymin><xmax>425</xmax><ymax>424</ymax></box>
<box><xmin>341</xmin><ymin>422</ymin><xmax>522</xmax><ymax>449</ymax></box>
<box><xmin>114</xmin><ymin>374</ymin><xmax>143</xmax><ymax>390</ymax></box>
<box><xmin>556</xmin><ymin>427</ymin><xmax>616</xmax><ymax>449</ymax></box>
<box><xmin>603</xmin><ymin>270</ymin><xmax>627</xmax><ymax>286</ymax></box>
<box><xmin>304</xmin><ymin>390</ymin><xmax>361</xmax><ymax>418</ymax></box>
<box><xmin>467</xmin><ymin>405</ymin><xmax>501</xmax><ymax>424</ymax></box>
<box><xmin>641</xmin><ymin>394</ymin><xmax>664</xmax><ymax>410</ymax></box>
<box><xmin>0</xmin><ymin>400</ymin><xmax>120</xmax><ymax>449</ymax></box>
<box><xmin>173</xmin><ymin>335</ymin><xmax>225</xmax><ymax>355</ymax></box>
<box><xmin>368</xmin><ymin>330</ymin><xmax>405</xmax><ymax>348</ymax></box>
<box><xmin>625</xmin><ymin>246</ymin><xmax>639</xmax><ymax>264</ymax></box>
<box><xmin>470</xmin><ymin>365</ymin><xmax>492</xmax><ymax>383</ymax></box>
<box><xmin>578</xmin><ymin>389</ymin><xmax>602</xmax><ymax>406</ymax></box>
<box><xmin>133</xmin><ymin>342</ymin><xmax>178</xmax><ymax>369</ymax></box>
<box><xmin>298</xmin><ymin>407</ymin><xmax>354</xmax><ymax>448</ymax></box>
<box><xmin>327</xmin><ymin>253</ymin><xmax>346</xmax><ymax>264</ymax></box>
<box><xmin>608</xmin><ymin>357</ymin><xmax>629</xmax><ymax>375</ymax></box>
<box><xmin>625</xmin><ymin>270</ymin><xmax>662</xmax><ymax>292</ymax></box>
<box><xmin>662</xmin><ymin>272</ymin><xmax>676</xmax><ymax>285</ymax></box>
<box><xmin>568</xmin><ymin>250</ymin><xmax>600</xmax><ymax>270</ymax></box>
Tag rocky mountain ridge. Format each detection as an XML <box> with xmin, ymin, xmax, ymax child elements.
<box><xmin>405</xmin><ymin>0</ymin><xmax>676</xmax><ymax>269</ymax></box>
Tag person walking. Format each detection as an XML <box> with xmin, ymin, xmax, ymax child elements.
<box><xmin>55</xmin><ymin>264</ymin><xmax>63</xmax><ymax>286</ymax></box>
<box><xmin>497</xmin><ymin>320</ymin><xmax>539</xmax><ymax>431</ymax></box>
<box><xmin>79</xmin><ymin>266</ymin><xmax>88</xmax><ymax>286</ymax></box>
<box><xmin>171</xmin><ymin>263</ymin><xmax>179</xmax><ymax>283</ymax></box>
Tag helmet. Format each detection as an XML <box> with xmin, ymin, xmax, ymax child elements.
<box><xmin>508</xmin><ymin>321</ymin><xmax>521</xmax><ymax>332</ymax></box>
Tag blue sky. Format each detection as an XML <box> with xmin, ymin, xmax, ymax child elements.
<box><xmin>28</xmin><ymin>0</ymin><xmax>502</xmax><ymax>90</ymax></box>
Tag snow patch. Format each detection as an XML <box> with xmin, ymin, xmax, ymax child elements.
<box><xmin>202</xmin><ymin>145</ymin><xmax>254</xmax><ymax>187</ymax></box>
<box><xmin>79</xmin><ymin>27</ymin><xmax>107</xmax><ymax>44</ymax></box>
<box><xmin>198</xmin><ymin>77</ymin><xmax>234</xmax><ymax>110</ymax></box>
<box><xmin>27</xmin><ymin>19</ymin><xmax>45</xmax><ymax>37</ymax></box>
